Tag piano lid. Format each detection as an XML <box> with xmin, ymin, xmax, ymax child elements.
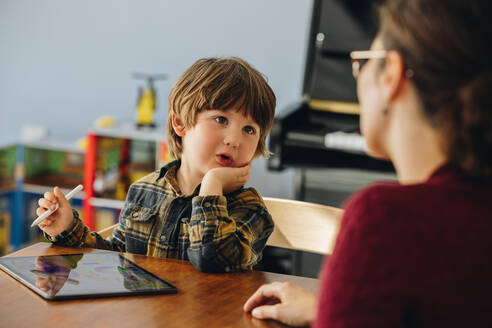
<box><xmin>303</xmin><ymin>0</ymin><xmax>379</xmax><ymax>114</ymax></box>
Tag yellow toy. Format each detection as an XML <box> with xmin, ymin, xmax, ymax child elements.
<box><xmin>133</xmin><ymin>73</ymin><xmax>166</xmax><ymax>128</ymax></box>
<box><xmin>94</xmin><ymin>116</ymin><xmax>116</xmax><ymax>128</ymax></box>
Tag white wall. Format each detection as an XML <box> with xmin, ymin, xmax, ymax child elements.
<box><xmin>0</xmin><ymin>0</ymin><xmax>313</xmax><ymax>199</ymax></box>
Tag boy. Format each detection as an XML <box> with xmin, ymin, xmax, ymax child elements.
<box><xmin>36</xmin><ymin>57</ymin><xmax>276</xmax><ymax>273</ymax></box>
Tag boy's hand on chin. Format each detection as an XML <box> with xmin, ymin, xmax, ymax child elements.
<box><xmin>199</xmin><ymin>163</ymin><xmax>251</xmax><ymax>196</ymax></box>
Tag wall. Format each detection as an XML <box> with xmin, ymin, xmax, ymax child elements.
<box><xmin>0</xmin><ymin>0</ymin><xmax>313</xmax><ymax>199</ymax></box>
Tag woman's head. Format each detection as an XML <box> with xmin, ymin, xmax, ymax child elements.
<box><xmin>360</xmin><ymin>0</ymin><xmax>492</xmax><ymax>178</ymax></box>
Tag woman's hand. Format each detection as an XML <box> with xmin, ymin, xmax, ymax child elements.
<box><xmin>243</xmin><ymin>282</ymin><xmax>317</xmax><ymax>327</ymax></box>
<box><xmin>36</xmin><ymin>186</ymin><xmax>74</xmax><ymax>237</ymax></box>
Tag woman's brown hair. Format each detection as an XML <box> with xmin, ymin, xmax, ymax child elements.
<box><xmin>166</xmin><ymin>57</ymin><xmax>276</xmax><ymax>160</ymax></box>
<box><xmin>378</xmin><ymin>0</ymin><xmax>492</xmax><ymax>179</ymax></box>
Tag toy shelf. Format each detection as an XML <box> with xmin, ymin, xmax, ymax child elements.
<box><xmin>0</xmin><ymin>139</ymin><xmax>85</xmax><ymax>254</ymax></box>
<box><xmin>0</xmin><ymin>125</ymin><xmax>171</xmax><ymax>254</ymax></box>
<box><xmin>82</xmin><ymin>125</ymin><xmax>170</xmax><ymax>230</ymax></box>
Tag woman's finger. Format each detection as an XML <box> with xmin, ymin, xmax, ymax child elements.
<box><xmin>251</xmin><ymin>304</ymin><xmax>282</xmax><ymax>321</ymax></box>
<box><xmin>244</xmin><ymin>283</ymin><xmax>283</xmax><ymax>312</ymax></box>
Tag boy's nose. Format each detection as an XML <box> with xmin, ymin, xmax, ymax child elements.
<box><xmin>224</xmin><ymin>131</ymin><xmax>241</xmax><ymax>148</ymax></box>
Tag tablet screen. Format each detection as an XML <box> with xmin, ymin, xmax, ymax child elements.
<box><xmin>0</xmin><ymin>252</ymin><xmax>177</xmax><ymax>300</ymax></box>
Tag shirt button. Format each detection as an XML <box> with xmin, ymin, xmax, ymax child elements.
<box><xmin>204</xmin><ymin>202</ymin><xmax>211</xmax><ymax>208</ymax></box>
<box><xmin>160</xmin><ymin>235</ymin><xmax>166</xmax><ymax>241</ymax></box>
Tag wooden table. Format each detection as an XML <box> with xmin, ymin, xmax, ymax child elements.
<box><xmin>0</xmin><ymin>243</ymin><xmax>319</xmax><ymax>328</ymax></box>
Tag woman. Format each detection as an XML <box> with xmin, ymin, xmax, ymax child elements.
<box><xmin>244</xmin><ymin>0</ymin><xmax>492</xmax><ymax>326</ymax></box>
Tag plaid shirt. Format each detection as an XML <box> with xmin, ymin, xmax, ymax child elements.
<box><xmin>46</xmin><ymin>160</ymin><xmax>274</xmax><ymax>273</ymax></box>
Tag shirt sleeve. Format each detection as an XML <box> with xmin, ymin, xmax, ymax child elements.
<box><xmin>186</xmin><ymin>189</ymin><xmax>274</xmax><ymax>273</ymax></box>
<box><xmin>314</xmin><ymin>187</ymin><xmax>410</xmax><ymax>328</ymax></box>
<box><xmin>44</xmin><ymin>208</ymin><xmax>126</xmax><ymax>252</ymax></box>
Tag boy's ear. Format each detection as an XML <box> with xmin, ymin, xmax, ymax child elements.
<box><xmin>171</xmin><ymin>113</ymin><xmax>186</xmax><ymax>137</ymax></box>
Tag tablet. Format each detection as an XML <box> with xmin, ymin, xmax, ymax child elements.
<box><xmin>0</xmin><ymin>252</ymin><xmax>177</xmax><ymax>300</ymax></box>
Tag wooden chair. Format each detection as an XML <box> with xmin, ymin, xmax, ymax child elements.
<box><xmin>97</xmin><ymin>197</ymin><xmax>343</xmax><ymax>255</ymax></box>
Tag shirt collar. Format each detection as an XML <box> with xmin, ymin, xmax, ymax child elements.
<box><xmin>156</xmin><ymin>159</ymin><xmax>180</xmax><ymax>181</ymax></box>
<box><xmin>156</xmin><ymin>159</ymin><xmax>182</xmax><ymax>195</ymax></box>
<box><xmin>156</xmin><ymin>159</ymin><xmax>201</xmax><ymax>196</ymax></box>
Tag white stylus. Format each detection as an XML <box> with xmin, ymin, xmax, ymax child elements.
<box><xmin>31</xmin><ymin>184</ymin><xmax>84</xmax><ymax>228</ymax></box>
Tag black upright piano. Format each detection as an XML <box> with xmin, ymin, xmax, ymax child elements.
<box><xmin>268</xmin><ymin>0</ymin><xmax>393</xmax><ymax>173</ymax></box>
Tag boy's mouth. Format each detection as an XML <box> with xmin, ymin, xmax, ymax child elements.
<box><xmin>216</xmin><ymin>153</ymin><xmax>233</xmax><ymax>166</ymax></box>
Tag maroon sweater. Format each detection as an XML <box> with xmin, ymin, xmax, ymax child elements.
<box><xmin>314</xmin><ymin>165</ymin><xmax>492</xmax><ymax>328</ymax></box>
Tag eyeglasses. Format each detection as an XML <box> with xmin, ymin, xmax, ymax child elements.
<box><xmin>350</xmin><ymin>50</ymin><xmax>388</xmax><ymax>79</ymax></box>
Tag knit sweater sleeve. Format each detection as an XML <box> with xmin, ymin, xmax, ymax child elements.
<box><xmin>314</xmin><ymin>186</ymin><xmax>410</xmax><ymax>328</ymax></box>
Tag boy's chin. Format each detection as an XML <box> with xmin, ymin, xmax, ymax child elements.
<box><xmin>234</xmin><ymin>162</ymin><xmax>249</xmax><ymax>168</ymax></box>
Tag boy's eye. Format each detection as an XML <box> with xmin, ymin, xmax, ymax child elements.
<box><xmin>215</xmin><ymin>116</ymin><xmax>228</xmax><ymax>125</ymax></box>
<box><xmin>243</xmin><ymin>126</ymin><xmax>256</xmax><ymax>135</ymax></box>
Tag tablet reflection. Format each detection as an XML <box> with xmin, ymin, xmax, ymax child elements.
<box><xmin>118</xmin><ymin>256</ymin><xmax>169</xmax><ymax>291</ymax></box>
<box><xmin>32</xmin><ymin>254</ymin><xmax>82</xmax><ymax>296</ymax></box>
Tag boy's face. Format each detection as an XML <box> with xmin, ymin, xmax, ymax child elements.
<box><xmin>178</xmin><ymin>107</ymin><xmax>261</xmax><ymax>177</ymax></box>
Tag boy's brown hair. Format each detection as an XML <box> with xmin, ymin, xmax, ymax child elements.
<box><xmin>167</xmin><ymin>56</ymin><xmax>276</xmax><ymax>160</ymax></box>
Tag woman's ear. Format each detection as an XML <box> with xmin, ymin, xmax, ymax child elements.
<box><xmin>171</xmin><ymin>113</ymin><xmax>186</xmax><ymax>137</ymax></box>
<box><xmin>380</xmin><ymin>50</ymin><xmax>406</xmax><ymax>103</ymax></box>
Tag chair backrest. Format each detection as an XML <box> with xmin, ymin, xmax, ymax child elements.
<box><xmin>263</xmin><ymin>197</ymin><xmax>342</xmax><ymax>254</ymax></box>
<box><xmin>98</xmin><ymin>223</ymin><xmax>117</xmax><ymax>239</ymax></box>
<box><xmin>97</xmin><ymin>197</ymin><xmax>343</xmax><ymax>255</ymax></box>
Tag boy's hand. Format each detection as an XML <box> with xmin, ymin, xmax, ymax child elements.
<box><xmin>36</xmin><ymin>187</ymin><xmax>75</xmax><ymax>237</ymax></box>
<box><xmin>199</xmin><ymin>163</ymin><xmax>251</xmax><ymax>196</ymax></box>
